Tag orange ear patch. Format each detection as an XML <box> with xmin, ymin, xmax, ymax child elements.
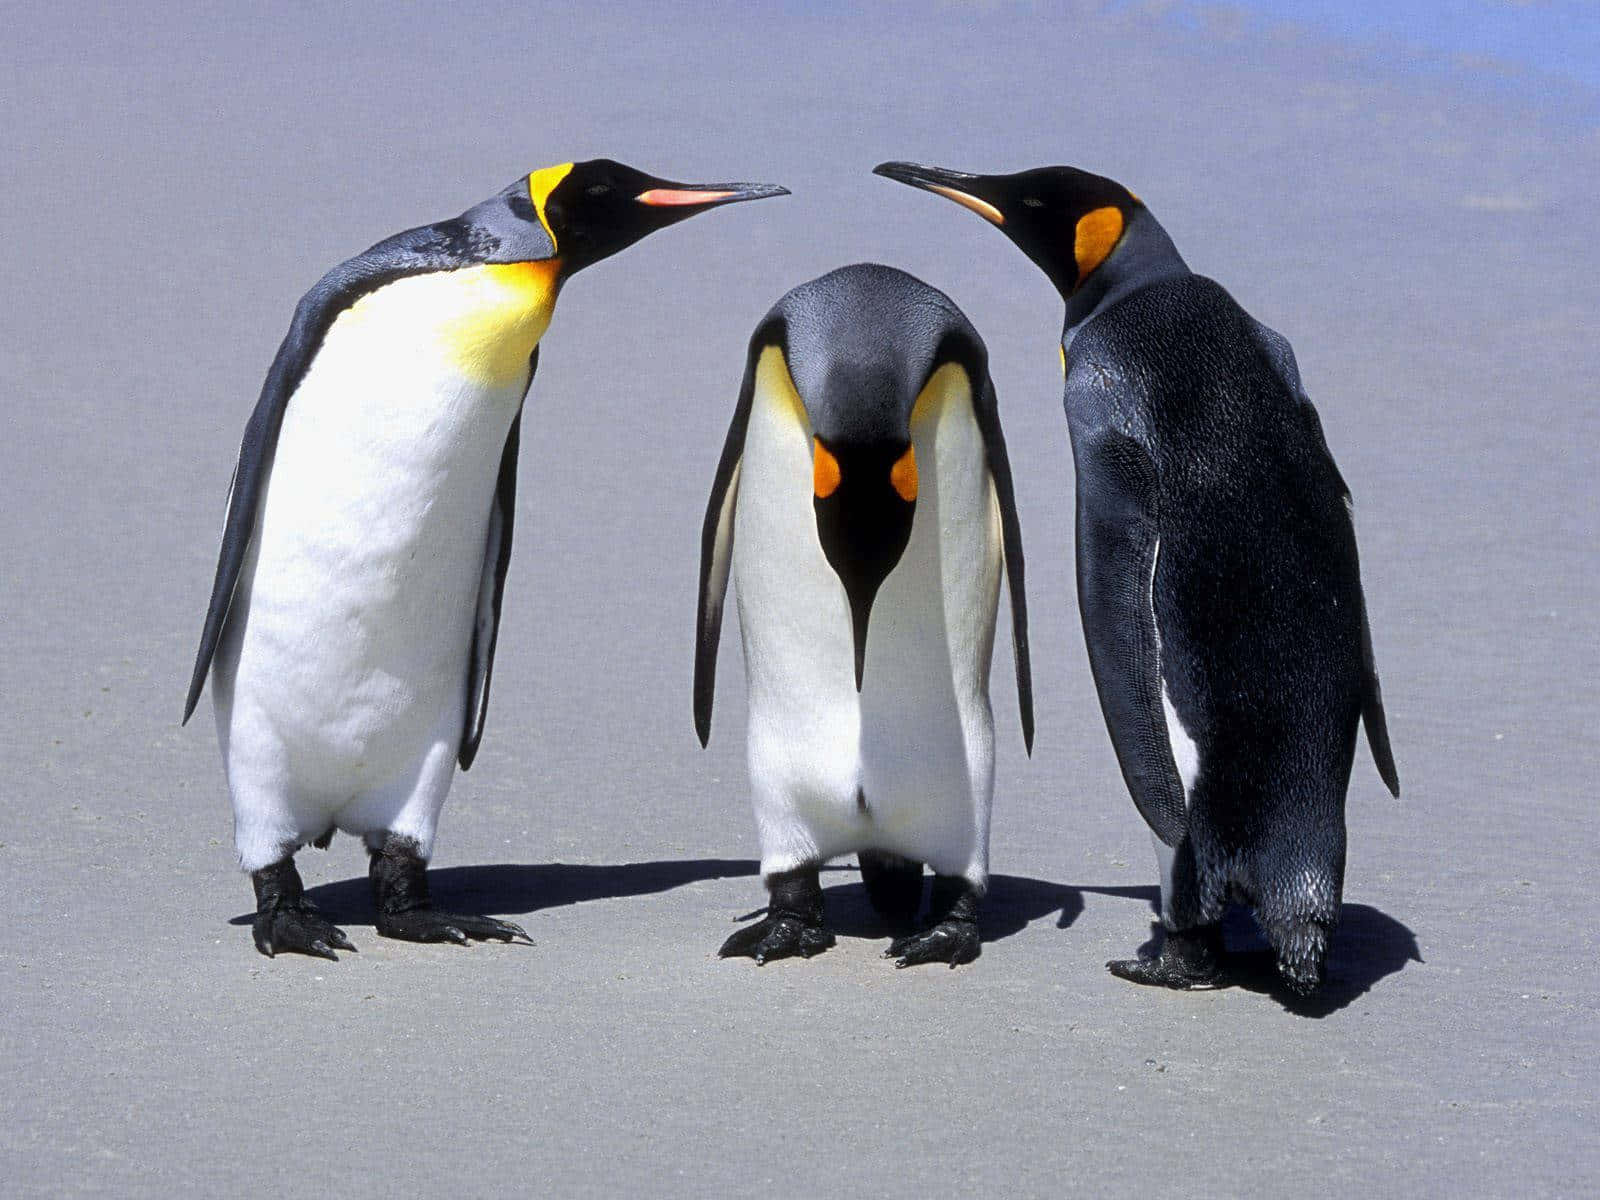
<box><xmin>1074</xmin><ymin>206</ymin><xmax>1125</xmax><ymax>284</ymax></box>
<box><xmin>890</xmin><ymin>445</ymin><xmax>918</xmax><ymax>502</ymax></box>
<box><xmin>813</xmin><ymin>439</ymin><xmax>842</xmax><ymax>498</ymax></box>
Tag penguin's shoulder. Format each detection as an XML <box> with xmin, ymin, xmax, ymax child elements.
<box><xmin>1082</xmin><ymin>275</ymin><xmax>1250</xmax><ymax>365</ymax></box>
<box><xmin>291</xmin><ymin>219</ymin><xmax>502</xmax><ymax>329</ymax></box>
<box><xmin>1077</xmin><ymin>275</ymin><xmax>1310</xmax><ymax>431</ymax></box>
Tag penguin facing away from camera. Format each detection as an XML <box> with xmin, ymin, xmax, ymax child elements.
<box><xmin>185</xmin><ymin>160</ymin><xmax>787</xmax><ymax>959</ymax></box>
<box><xmin>696</xmin><ymin>263</ymin><xmax>1033</xmax><ymax>968</ymax></box>
<box><xmin>875</xmin><ymin>161</ymin><xmax>1398</xmax><ymax>996</ymax></box>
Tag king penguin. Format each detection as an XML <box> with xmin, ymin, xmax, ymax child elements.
<box><xmin>695</xmin><ymin>264</ymin><xmax>1033</xmax><ymax>968</ymax></box>
<box><xmin>876</xmin><ymin>161</ymin><xmax>1399</xmax><ymax>995</ymax></box>
<box><xmin>185</xmin><ymin>160</ymin><xmax>787</xmax><ymax>959</ymax></box>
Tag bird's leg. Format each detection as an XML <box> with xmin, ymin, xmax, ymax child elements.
<box><xmin>250</xmin><ymin>854</ymin><xmax>355</xmax><ymax>960</ymax></box>
<box><xmin>1107</xmin><ymin>922</ymin><xmax>1225</xmax><ymax>989</ymax></box>
<box><xmin>369</xmin><ymin>834</ymin><xmax>528</xmax><ymax>945</ymax></box>
<box><xmin>886</xmin><ymin>874</ymin><xmax>982</xmax><ymax>968</ymax></box>
<box><xmin>1108</xmin><ymin>831</ymin><xmax>1224</xmax><ymax>988</ymax></box>
<box><xmin>718</xmin><ymin>865</ymin><xmax>835</xmax><ymax>963</ymax></box>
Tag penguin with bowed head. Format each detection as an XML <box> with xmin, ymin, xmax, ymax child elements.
<box><xmin>695</xmin><ymin>263</ymin><xmax>1033</xmax><ymax>968</ymax></box>
<box><xmin>876</xmin><ymin>161</ymin><xmax>1399</xmax><ymax>996</ymax></box>
<box><xmin>185</xmin><ymin>160</ymin><xmax>787</xmax><ymax>959</ymax></box>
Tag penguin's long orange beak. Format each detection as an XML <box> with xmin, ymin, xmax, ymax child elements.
<box><xmin>636</xmin><ymin>181</ymin><xmax>789</xmax><ymax>209</ymax></box>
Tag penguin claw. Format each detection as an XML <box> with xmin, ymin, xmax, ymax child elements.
<box><xmin>718</xmin><ymin>914</ymin><xmax>835</xmax><ymax>964</ymax></box>
<box><xmin>1106</xmin><ymin>956</ymin><xmax>1222</xmax><ymax>989</ymax></box>
<box><xmin>252</xmin><ymin>904</ymin><xmax>355</xmax><ymax>961</ymax></box>
<box><xmin>375</xmin><ymin>909</ymin><xmax>531</xmax><ymax>946</ymax></box>
<box><xmin>887</xmin><ymin>919</ymin><xmax>981</xmax><ymax>969</ymax></box>
<box><xmin>1107</xmin><ymin>923</ymin><xmax>1226</xmax><ymax>990</ymax></box>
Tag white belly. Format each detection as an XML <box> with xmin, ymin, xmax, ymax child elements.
<box><xmin>214</xmin><ymin>313</ymin><xmax>528</xmax><ymax>807</ymax></box>
<box><xmin>730</xmin><ymin>357</ymin><xmax>1002</xmax><ymax>881</ymax></box>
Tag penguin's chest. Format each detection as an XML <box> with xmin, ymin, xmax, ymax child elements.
<box><xmin>230</xmin><ymin>266</ymin><xmax>554</xmax><ymax>762</ymax></box>
<box><xmin>730</xmin><ymin>365</ymin><xmax>1002</xmax><ymax>838</ymax></box>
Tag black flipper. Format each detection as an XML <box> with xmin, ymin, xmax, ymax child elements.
<box><xmin>181</xmin><ymin>215</ymin><xmax>532</xmax><ymax>725</ymax></box>
<box><xmin>1250</xmin><ymin>318</ymin><xmax>1399</xmax><ymax>797</ymax></box>
<box><xmin>1072</xmin><ymin>425</ymin><xmax>1188</xmax><ymax>848</ymax></box>
<box><xmin>458</xmin><ymin>348</ymin><xmax>536</xmax><ymax>770</ymax></box>
<box><xmin>694</xmin><ymin>317</ymin><xmax>783</xmax><ymax>747</ymax></box>
<box><xmin>970</xmin><ymin>371</ymin><xmax>1034</xmax><ymax>753</ymax></box>
<box><xmin>182</xmin><ymin>330</ymin><xmax>305</xmax><ymax>725</ymax></box>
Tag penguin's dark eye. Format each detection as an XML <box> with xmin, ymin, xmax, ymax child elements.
<box><xmin>587</xmin><ymin>183</ymin><xmax>613</xmax><ymax>198</ymax></box>
<box><xmin>1023</xmin><ymin>196</ymin><xmax>1044</xmax><ymax>208</ymax></box>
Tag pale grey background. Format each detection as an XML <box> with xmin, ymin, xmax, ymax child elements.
<box><xmin>3</xmin><ymin>2</ymin><xmax>1597</xmax><ymax>1196</ymax></box>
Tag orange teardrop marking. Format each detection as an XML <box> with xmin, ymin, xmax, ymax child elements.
<box><xmin>890</xmin><ymin>445</ymin><xmax>918</xmax><ymax>502</ymax></box>
<box><xmin>1074</xmin><ymin>206</ymin><xmax>1125</xmax><ymax>285</ymax></box>
<box><xmin>813</xmin><ymin>439</ymin><xmax>841</xmax><ymax>498</ymax></box>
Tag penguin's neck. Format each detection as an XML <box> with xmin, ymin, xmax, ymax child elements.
<box><xmin>335</xmin><ymin>260</ymin><xmax>564</xmax><ymax>387</ymax></box>
<box><xmin>1059</xmin><ymin>211</ymin><xmax>1188</xmax><ymax>352</ymax></box>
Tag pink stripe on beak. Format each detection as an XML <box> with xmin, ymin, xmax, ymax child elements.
<box><xmin>636</xmin><ymin>188</ymin><xmax>737</xmax><ymax>207</ymax></box>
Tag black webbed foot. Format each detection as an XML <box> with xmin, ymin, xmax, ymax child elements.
<box><xmin>885</xmin><ymin>875</ymin><xmax>982</xmax><ymax>969</ymax></box>
<box><xmin>250</xmin><ymin>857</ymin><xmax>355</xmax><ymax>960</ymax></box>
<box><xmin>253</xmin><ymin>905</ymin><xmax>356</xmax><ymax>960</ymax></box>
<box><xmin>887</xmin><ymin>921</ymin><xmax>979</xmax><ymax>968</ymax></box>
<box><xmin>718</xmin><ymin>914</ymin><xmax>835</xmax><ymax>963</ymax></box>
<box><xmin>375</xmin><ymin>908</ymin><xmax>529</xmax><ymax>945</ymax></box>
<box><xmin>368</xmin><ymin>833</ymin><xmax>530</xmax><ymax>948</ymax></box>
<box><xmin>1107</xmin><ymin>923</ymin><xmax>1224</xmax><ymax>990</ymax></box>
<box><xmin>719</xmin><ymin>866</ymin><xmax>832</xmax><ymax>964</ymax></box>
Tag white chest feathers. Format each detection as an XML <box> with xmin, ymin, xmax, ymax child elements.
<box><xmin>728</xmin><ymin>349</ymin><xmax>1003</xmax><ymax>876</ymax></box>
<box><xmin>215</xmin><ymin>262</ymin><xmax>560</xmax><ymax>795</ymax></box>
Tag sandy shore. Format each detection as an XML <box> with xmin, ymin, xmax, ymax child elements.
<box><xmin>3</xmin><ymin>2</ymin><xmax>1596</xmax><ymax>1194</ymax></box>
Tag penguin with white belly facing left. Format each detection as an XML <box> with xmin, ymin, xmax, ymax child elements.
<box><xmin>696</xmin><ymin>264</ymin><xmax>1033</xmax><ymax>968</ymax></box>
<box><xmin>186</xmin><ymin>160</ymin><xmax>788</xmax><ymax>959</ymax></box>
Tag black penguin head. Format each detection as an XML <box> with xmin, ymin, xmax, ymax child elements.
<box><xmin>768</xmin><ymin>265</ymin><xmax>986</xmax><ymax>689</ymax></box>
<box><xmin>873</xmin><ymin>162</ymin><xmax>1184</xmax><ymax>315</ymax></box>
<box><xmin>528</xmin><ymin>158</ymin><xmax>788</xmax><ymax>274</ymax></box>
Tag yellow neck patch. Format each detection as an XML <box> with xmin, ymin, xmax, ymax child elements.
<box><xmin>758</xmin><ymin>345</ymin><xmax>809</xmax><ymax>431</ymax></box>
<box><xmin>443</xmin><ymin>260</ymin><xmax>563</xmax><ymax>383</ymax></box>
<box><xmin>527</xmin><ymin>162</ymin><xmax>574</xmax><ymax>252</ymax></box>
<box><xmin>1074</xmin><ymin>205</ymin><xmax>1125</xmax><ymax>287</ymax></box>
<box><xmin>910</xmin><ymin>361</ymin><xmax>970</xmax><ymax>430</ymax></box>
<box><xmin>339</xmin><ymin>259</ymin><xmax>563</xmax><ymax>386</ymax></box>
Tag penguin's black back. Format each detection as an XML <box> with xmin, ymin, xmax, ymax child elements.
<box><xmin>1076</xmin><ymin>276</ymin><xmax>1365</xmax><ymax>838</ymax></box>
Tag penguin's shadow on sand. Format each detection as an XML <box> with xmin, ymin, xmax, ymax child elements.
<box><xmin>816</xmin><ymin>878</ymin><xmax>1419</xmax><ymax>1015</ymax></box>
<box><xmin>817</xmin><ymin>872</ymin><xmax>1086</xmax><ymax>944</ymax></box>
<box><xmin>230</xmin><ymin>858</ymin><xmax>765</xmax><ymax>928</ymax></box>
<box><xmin>230</xmin><ymin>861</ymin><xmax>1418</xmax><ymax>1012</ymax></box>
